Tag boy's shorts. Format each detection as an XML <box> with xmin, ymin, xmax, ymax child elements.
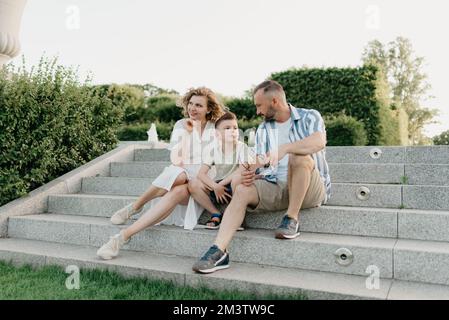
<box><xmin>208</xmin><ymin>179</ymin><xmax>233</xmax><ymax>210</ymax></box>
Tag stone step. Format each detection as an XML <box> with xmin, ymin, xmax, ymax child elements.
<box><xmin>329</xmin><ymin>184</ymin><xmax>449</xmax><ymax>211</ymax></box>
<box><xmin>320</xmin><ymin>147</ymin><xmax>405</xmax><ymax>164</ymax></box>
<box><xmin>48</xmin><ymin>194</ymin><xmax>136</xmax><ymax>218</ymax></box>
<box><xmin>332</xmin><ymin>164</ymin><xmax>448</xmax><ymax>186</ymax></box>
<box><xmin>134</xmin><ymin>146</ymin><xmax>449</xmax><ymax>165</ymax></box>
<box><xmin>0</xmin><ymin>238</ymin><xmax>412</xmax><ymax>300</ymax></box>
<box><xmin>329</xmin><ymin>163</ymin><xmax>404</xmax><ymax>184</ymax></box>
<box><xmin>48</xmin><ymin>193</ymin><xmax>449</xmax><ymax>242</ymax></box>
<box><xmin>394</xmin><ymin>239</ymin><xmax>449</xmax><ymax>286</ymax></box>
<box><xmin>403</xmin><ymin>185</ymin><xmax>449</xmax><ymax>211</ymax></box>
<box><xmin>321</xmin><ymin>146</ymin><xmax>449</xmax><ymax>164</ymax></box>
<box><xmin>110</xmin><ymin>161</ymin><xmax>404</xmax><ymax>184</ymax></box>
<box><xmin>10</xmin><ymin>214</ymin><xmax>449</xmax><ymax>286</ymax></box>
<box><xmin>80</xmin><ymin>176</ymin><xmax>402</xmax><ymax>208</ymax></box>
<box><xmin>405</xmin><ymin>164</ymin><xmax>449</xmax><ymax>186</ymax></box>
<box><xmin>327</xmin><ymin>183</ymin><xmax>402</xmax><ymax>208</ymax></box>
<box><xmin>405</xmin><ymin>146</ymin><xmax>449</xmax><ymax>165</ymax></box>
<box><xmin>81</xmin><ymin>176</ymin><xmax>449</xmax><ymax>210</ymax></box>
<box><xmin>48</xmin><ymin>194</ymin><xmax>397</xmax><ymax>238</ymax></box>
<box><xmin>134</xmin><ymin>148</ymin><xmax>170</xmax><ymax>162</ymax></box>
<box><xmin>110</xmin><ymin>161</ymin><xmax>170</xmax><ymax>178</ymax></box>
<box><xmin>7</xmin><ymin>214</ymin><xmax>396</xmax><ymax>279</ymax></box>
<box><xmin>110</xmin><ymin>161</ymin><xmax>449</xmax><ymax>186</ymax></box>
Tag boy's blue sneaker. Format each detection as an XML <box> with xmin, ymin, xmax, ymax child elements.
<box><xmin>192</xmin><ymin>245</ymin><xmax>230</xmax><ymax>274</ymax></box>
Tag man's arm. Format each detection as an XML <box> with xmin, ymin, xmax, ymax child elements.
<box><xmin>266</xmin><ymin>131</ymin><xmax>325</xmax><ymax>167</ymax></box>
<box><xmin>284</xmin><ymin>131</ymin><xmax>326</xmax><ymax>155</ymax></box>
<box><xmin>266</xmin><ymin>108</ymin><xmax>327</xmax><ymax>166</ymax></box>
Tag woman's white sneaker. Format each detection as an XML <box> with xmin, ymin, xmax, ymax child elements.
<box><xmin>110</xmin><ymin>203</ymin><xmax>143</xmax><ymax>225</ymax></box>
<box><xmin>96</xmin><ymin>231</ymin><xmax>129</xmax><ymax>260</ymax></box>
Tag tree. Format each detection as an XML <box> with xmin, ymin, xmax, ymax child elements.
<box><xmin>141</xmin><ymin>83</ymin><xmax>178</xmax><ymax>97</ymax></box>
<box><xmin>362</xmin><ymin>37</ymin><xmax>439</xmax><ymax>145</ymax></box>
<box><xmin>433</xmin><ymin>130</ymin><xmax>449</xmax><ymax>145</ymax></box>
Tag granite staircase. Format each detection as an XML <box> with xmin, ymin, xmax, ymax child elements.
<box><xmin>1</xmin><ymin>145</ymin><xmax>449</xmax><ymax>299</ymax></box>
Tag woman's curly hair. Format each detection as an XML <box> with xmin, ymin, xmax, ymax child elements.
<box><xmin>177</xmin><ymin>87</ymin><xmax>227</xmax><ymax>122</ymax></box>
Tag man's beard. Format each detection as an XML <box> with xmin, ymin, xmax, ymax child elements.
<box><xmin>264</xmin><ymin>105</ymin><xmax>276</xmax><ymax>121</ymax></box>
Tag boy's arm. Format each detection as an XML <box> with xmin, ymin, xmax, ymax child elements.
<box><xmin>217</xmin><ymin>167</ymin><xmax>241</xmax><ymax>186</ymax></box>
<box><xmin>198</xmin><ymin>164</ymin><xmax>220</xmax><ymax>191</ymax></box>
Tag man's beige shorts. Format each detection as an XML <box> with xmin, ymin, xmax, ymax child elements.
<box><xmin>246</xmin><ymin>168</ymin><xmax>326</xmax><ymax>213</ymax></box>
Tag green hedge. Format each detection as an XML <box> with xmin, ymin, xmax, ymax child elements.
<box><xmin>270</xmin><ymin>65</ymin><xmax>400</xmax><ymax>145</ymax></box>
<box><xmin>0</xmin><ymin>57</ymin><xmax>123</xmax><ymax>206</ymax></box>
<box><xmin>91</xmin><ymin>84</ymin><xmax>146</xmax><ymax>124</ymax></box>
<box><xmin>116</xmin><ymin>124</ymin><xmax>149</xmax><ymax>141</ymax></box>
<box><xmin>146</xmin><ymin>95</ymin><xmax>183</xmax><ymax>123</ymax></box>
<box><xmin>324</xmin><ymin>115</ymin><xmax>368</xmax><ymax>146</ymax></box>
<box><xmin>225</xmin><ymin>97</ymin><xmax>257</xmax><ymax>120</ymax></box>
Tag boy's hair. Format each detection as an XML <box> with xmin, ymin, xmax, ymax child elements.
<box><xmin>214</xmin><ymin>111</ymin><xmax>237</xmax><ymax>128</ymax></box>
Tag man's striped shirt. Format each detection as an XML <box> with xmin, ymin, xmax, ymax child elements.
<box><xmin>254</xmin><ymin>104</ymin><xmax>332</xmax><ymax>204</ymax></box>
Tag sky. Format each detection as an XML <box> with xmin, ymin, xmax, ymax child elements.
<box><xmin>13</xmin><ymin>0</ymin><xmax>449</xmax><ymax>137</ymax></box>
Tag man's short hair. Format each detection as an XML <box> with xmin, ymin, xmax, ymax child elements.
<box><xmin>252</xmin><ymin>80</ymin><xmax>285</xmax><ymax>96</ymax></box>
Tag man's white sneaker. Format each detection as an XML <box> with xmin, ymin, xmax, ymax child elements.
<box><xmin>96</xmin><ymin>231</ymin><xmax>129</xmax><ymax>260</ymax></box>
<box><xmin>110</xmin><ymin>203</ymin><xmax>143</xmax><ymax>225</ymax></box>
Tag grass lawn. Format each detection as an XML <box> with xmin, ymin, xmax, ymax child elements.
<box><xmin>0</xmin><ymin>261</ymin><xmax>307</xmax><ymax>300</ymax></box>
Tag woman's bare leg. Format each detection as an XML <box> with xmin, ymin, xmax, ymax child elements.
<box><xmin>132</xmin><ymin>172</ymin><xmax>188</xmax><ymax>211</ymax></box>
<box><xmin>150</xmin><ymin>188</ymin><xmax>191</xmax><ymax>226</ymax></box>
<box><xmin>122</xmin><ymin>184</ymin><xmax>190</xmax><ymax>241</ymax></box>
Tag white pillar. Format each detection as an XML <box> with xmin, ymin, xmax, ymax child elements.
<box><xmin>0</xmin><ymin>0</ymin><xmax>27</xmax><ymax>66</ymax></box>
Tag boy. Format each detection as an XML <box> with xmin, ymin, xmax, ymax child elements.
<box><xmin>188</xmin><ymin>112</ymin><xmax>265</xmax><ymax>230</ymax></box>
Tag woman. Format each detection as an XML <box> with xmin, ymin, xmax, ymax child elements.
<box><xmin>97</xmin><ymin>87</ymin><xmax>225</xmax><ymax>260</ymax></box>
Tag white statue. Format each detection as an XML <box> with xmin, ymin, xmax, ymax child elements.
<box><xmin>147</xmin><ymin>123</ymin><xmax>159</xmax><ymax>143</ymax></box>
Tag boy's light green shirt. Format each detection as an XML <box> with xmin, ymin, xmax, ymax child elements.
<box><xmin>203</xmin><ymin>140</ymin><xmax>252</xmax><ymax>181</ymax></box>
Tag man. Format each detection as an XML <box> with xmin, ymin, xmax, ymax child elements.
<box><xmin>192</xmin><ymin>80</ymin><xmax>331</xmax><ymax>274</ymax></box>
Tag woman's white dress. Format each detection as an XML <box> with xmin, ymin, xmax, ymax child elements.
<box><xmin>144</xmin><ymin>119</ymin><xmax>216</xmax><ymax>230</ymax></box>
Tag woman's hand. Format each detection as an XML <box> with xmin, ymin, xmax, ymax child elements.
<box><xmin>170</xmin><ymin>147</ymin><xmax>185</xmax><ymax>167</ymax></box>
<box><xmin>184</xmin><ymin>119</ymin><xmax>194</xmax><ymax>133</ymax></box>
<box><xmin>213</xmin><ymin>183</ymin><xmax>232</xmax><ymax>204</ymax></box>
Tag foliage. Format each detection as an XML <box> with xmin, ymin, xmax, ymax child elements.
<box><xmin>224</xmin><ymin>97</ymin><xmax>257</xmax><ymax>120</ymax></box>
<box><xmin>362</xmin><ymin>37</ymin><xmax>438</xmax><ymax>145</ymax></box>
<box><xmin>0</xmin><ymin>56</ymin><xmax>123</xmax><ymax>206</ymax></box>
<box><xmin>324</xmin><ymin>115</ymin><xmax>368</xmax><ymax>146</ymax></box>
<box><xmin>270</xmin><ymin>65</ymin><xmax>399</xmax><ymax>145</ymax></box>
<box><xmin>433</xmin><ymin>130</ymin><xmax>449</xmax><ymax>145</ymax></box>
